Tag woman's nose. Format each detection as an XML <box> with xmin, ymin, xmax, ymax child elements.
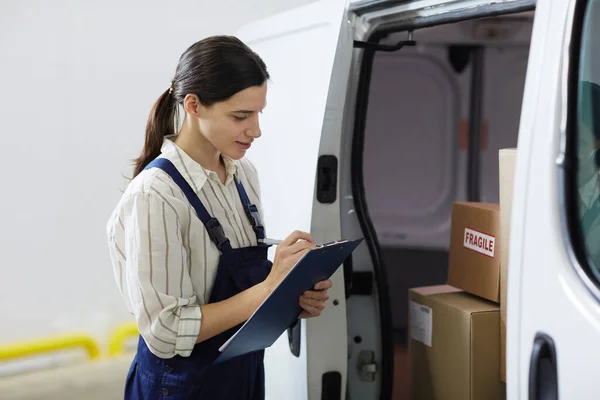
<box><xmin>246</xmin><ymin>118</ymin><xmax>261</xmax><ymax>138</ymax></box>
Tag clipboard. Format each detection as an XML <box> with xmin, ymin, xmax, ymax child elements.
<box><xmin>214</xmin><ymin>238</ymin><xmax>364</xmax><ymax>364</ymax></box>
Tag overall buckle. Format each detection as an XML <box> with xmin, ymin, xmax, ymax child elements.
<box><xmin>245</xmin><ymin>204</ymin><xmax>264</xmax><ymax>230</ymax></box>
<box><xmin>245</xmin><ymin>203</ymin><xmax>266</xmax><ymax>240</ymax></box>
<box><xmin>205</xmin><ymin>218</ymin><xmax>230</xmax><ymax>250</ymax></box>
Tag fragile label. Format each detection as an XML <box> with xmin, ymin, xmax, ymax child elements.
<box><xmin>410</xmin><ymin>301</ymin><xmax>432</xmax><ymax>347</ymax></box>
<box><xmin>463</xmin><ymin>227</ymin><xmax>495</xmax><ymax>257</ymax></box>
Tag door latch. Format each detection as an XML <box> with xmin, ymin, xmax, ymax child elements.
<box><xmin>357</xmin><ymin>350</ymin><xmax>377</xmax><ymax>382</ymax></box>
<box><xmin>316</xmin><ymin>155</ymin><xmax>338</xmax><ymax>204</ymax></box>
<box><xmin>529</xmin><ymin>332</ymin><xmax>558</xmax><ymax>400</ymax></box>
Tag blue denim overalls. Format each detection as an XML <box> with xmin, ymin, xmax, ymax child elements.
<box><xmin>125</xmin><ymin>157</ymin><xmax>272</xmax><ymax>399</ymax></box>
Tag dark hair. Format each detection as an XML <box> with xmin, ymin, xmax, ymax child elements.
<box><xmin>133</xmin><ymin>35</ymin><xmax>270</xmax><ymax>177</ymax></box>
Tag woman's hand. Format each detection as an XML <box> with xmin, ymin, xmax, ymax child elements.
<box><xmin>263</xmin><ymin>230</ymin><xmax>316</xmax><ymax>292</ymax></box>
<box><xmin>299</xmin><ymin>279</ymin><xmax>333</xmax><ymax>319</ymax></box>
<box><xmin>198</xmin><ymin>230</ymin><xmax>314</xmax><ymax>344</ymax></box>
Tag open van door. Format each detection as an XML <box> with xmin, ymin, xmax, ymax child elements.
<box><xmin>236</xmin><ymin>1</ymin><xmax>354</xmax><ymax>399</ymax></box>
<box><xmin>508</xmin><ymin>0</ymin><xmax>600</xmax><ymax>398</ymax></box>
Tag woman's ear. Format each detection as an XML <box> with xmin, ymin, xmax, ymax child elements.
<box><xmin>183</xmin><ymin>94</ymin><xmax>202</xmax><ymax>117</ymax></box>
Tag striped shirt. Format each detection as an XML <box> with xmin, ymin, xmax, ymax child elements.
<box><xmin>106</xmin><ymin>137</ymin><xmax>265</xmax><ymax>358</ymax></box>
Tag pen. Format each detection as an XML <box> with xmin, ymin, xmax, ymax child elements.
<box><xmin>259</xmin><ymin>238</ymin><xmax>341</xmax><ymax>247</ymax></box>
<box><xmin>259</xmin><ymin>238</ymin><xmax>283</xmax><ymax>246</ymax></box>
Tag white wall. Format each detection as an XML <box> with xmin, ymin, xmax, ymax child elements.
<box><xmin>0</xmin><ymin>0</ymin><xmax>314</xmax><ymax>368</ymax></box>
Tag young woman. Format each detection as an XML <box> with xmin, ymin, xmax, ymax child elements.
<box><xmin>106</xmin><ymin>35</ymin><xmax>332</xmax><ymax>400</ymax></box>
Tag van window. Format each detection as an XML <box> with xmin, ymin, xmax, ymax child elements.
<box><xmin>573</xmin><ymin>0</ymin><xmax>600</xmax><ymax>283</ymax></box>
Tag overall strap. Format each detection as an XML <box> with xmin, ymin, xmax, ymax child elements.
<box><xmin>145</xmin><ymin>158</ymin><xmax>232</xmax><ymax>252</ymax></box>
<box><xmin>233</xmin><ymin>175</ymin><xmax>266</xmax><ymax>241</ymax></box>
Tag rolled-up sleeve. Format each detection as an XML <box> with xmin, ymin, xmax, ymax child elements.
<box><xmin>121</xmin><ymin>191</ymin><xmax>200</xmax><ymax>358</ymax></box>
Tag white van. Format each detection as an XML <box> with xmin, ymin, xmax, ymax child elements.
<box><xmin>236</xmin><ymin>0</ymin><xmax>600</xmax><ymax>399</ymax></box>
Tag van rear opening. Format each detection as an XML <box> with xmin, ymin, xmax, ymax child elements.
<box><xmin>347</xmin><ymin>12</ymin><xmax>533</xmax><ymax>399</ymax></box>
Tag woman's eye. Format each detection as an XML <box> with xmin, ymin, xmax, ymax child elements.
<box><xmin>233</xmin><ymin>115</ymin><xmax>248</xmax><ymax>121</ymax></box>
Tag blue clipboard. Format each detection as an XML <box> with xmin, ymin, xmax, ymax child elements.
<box><xmin>214</xmin><ymin>238</ymin><xmax>364</xmax><ymax>364</ymax></box>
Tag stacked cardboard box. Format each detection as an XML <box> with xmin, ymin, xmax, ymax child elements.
<box><xmin>447</xmin><ymin>201</ymin><xmax>501</xmax><ymax>303</ymax></box>
<box><xmin>498</xmin><ymin>148</ymin><xmax>517</xmax><ymax>382</ymax></box>
<box><xmin>409</xmin><ymin>148</ymin><xmax>517</xmax><ymax>398</ymax></box>
<box><xmin>409</xmin><ymin>285</ymin><xmax>504</xmax><ymax>400</ymax></box>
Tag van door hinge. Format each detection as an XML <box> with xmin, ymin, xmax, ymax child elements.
<box><xmin>357</xmin><ymin>350</ymin><xmax>377</xmax><ymax>382</ymax></box>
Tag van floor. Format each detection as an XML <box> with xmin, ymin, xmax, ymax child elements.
<box><xmin>381</xmin><ymin>246</ymin><xmax>449</xmax><ymax>400</ymax></box>
<box><xmin>393</xmin><ymin>345</ymin><xmax>410</xmax><ymax>400</ymax></box>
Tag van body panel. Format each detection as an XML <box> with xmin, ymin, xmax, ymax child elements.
<box><xmin>306</xmin><ymin>7</ymin><xmax>355</xmax><ymax>400</ymax></box>
<box><xmin>505</xmin><ymin>0</ymin><xmax>553</xmax><ymax>397</ymax></box>
<box><xmin>355</xmin><ymin>0</ymin><xmax>536</xmax><ymax>40</ymax></box>
<box><xmin>509</xmin><ymin>0</ymin><xmax>600</xmax><ymax>398</ymax></box>
<box><xmin>236</xmin><ymin>1</ymin><xmax>353</xmax><ymax>399</ymax></box>
<box><xmin>338</xmin><ymin>39</ymin><xmax>394</xmax><ymax>400</ymax></box>
<box><xmin>350</xmin><ymin>0</ymin><xmax>530</xmax><ymax>14</ymax></box>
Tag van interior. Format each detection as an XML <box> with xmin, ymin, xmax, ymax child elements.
<box><xmin>358</xmin><ymin>11</ymin><xmax>533</xmax><ymax>399</ymax></box>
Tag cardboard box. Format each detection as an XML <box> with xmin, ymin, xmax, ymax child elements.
<box><xmin>409</xmin><ymin>285</ymin><xmax>504</xmax><ymax>400</ymax></box>
<box><xmin>447</xmin><ymin>202</ymin><xmax>501</xmax><ymax>303</ymax></box>
<box><xmin>498</xmin><ymin>148</ymin><xmax>517</xmax><ymax>382</ymax></box>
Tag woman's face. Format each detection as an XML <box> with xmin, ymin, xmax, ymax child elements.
<box><xmin>196</xmin><ymin>82</ymin><xmax>267</xmax><ymax>160</ymax></box>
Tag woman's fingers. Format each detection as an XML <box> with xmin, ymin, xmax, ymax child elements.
<box><xmin>300</xmin><ymin>304</ymin><xmax>320</xmax><ymax>316</ymax></box>
<box><xmin>299</xmin><ymin>297</ymin><xmax>326</xmax><ymax>316</ymax></box>
<box><xmin>313</xmin><ymin>280</ymin><xmax>333</xmax><ymax>291</ymax></box>
<box><xmin>286</xmin><ymin>239</ymin><xmax>316</xmax><ymax>255</ymax></box>
<box><xmin>281</xmin><ymin>230</ymin><xmax>314</xmax><ymax>247</ymax></box>
<box><xmin>302</xmin><ymin>289</ymin><xmax>329</xmax><ymax>302</ymax></box>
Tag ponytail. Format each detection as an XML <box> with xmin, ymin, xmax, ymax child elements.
<box><xmin>133</xmin><ymin>88</ymin><xmax>177</xmax><ymax>178</ymax></box>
